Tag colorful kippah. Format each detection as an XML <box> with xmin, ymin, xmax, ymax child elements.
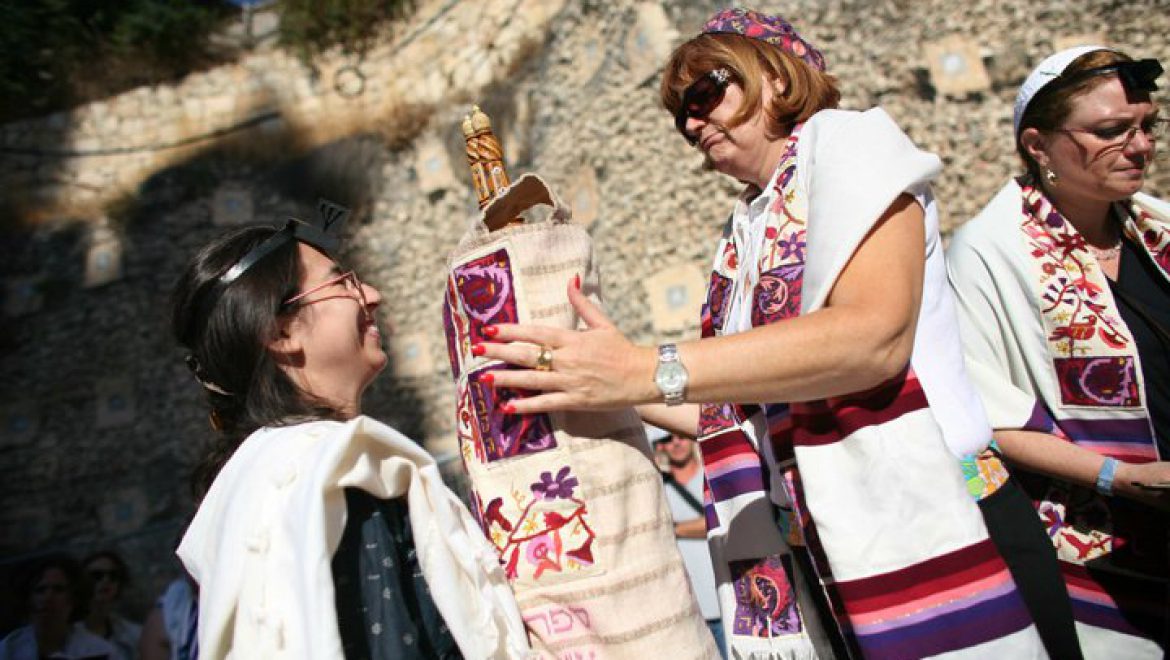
<box><xmin>702</xmin><ymin>7</ymin><xmax>826</xmax><ymax>72</ymax></box>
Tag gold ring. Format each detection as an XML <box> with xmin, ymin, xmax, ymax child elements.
<box><xmin>535</xmin><ymin>345</ymin><xmax>554</xmax><ymax>371</ymax></box>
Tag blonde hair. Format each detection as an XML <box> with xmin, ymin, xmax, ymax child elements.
<box><xmin>660</xmin><ymin>33</ymin><xmax>841</xmax><ymax>139</ymax></box>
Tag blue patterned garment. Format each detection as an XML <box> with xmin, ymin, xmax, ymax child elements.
<box><xmin>332</xmin><ymin>489</ymin><xmax>463</xmax><ymax>660</ymax></box>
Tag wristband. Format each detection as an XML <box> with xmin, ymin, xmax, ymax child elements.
<box><xmin>1095</xmin><ymin>457</ymin><xmax>1118</xmax><ymax>496</ymax></box>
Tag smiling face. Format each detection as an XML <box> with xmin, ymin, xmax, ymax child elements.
<box><xmin>274</xmin><ymin>243</ymin><xmax>387</xmax><ymax>415</ymax></box>
<box><xmin>1023</xmin><ymin>76</ymin><xmax>1158</xmax><ymax>203</ymax></box>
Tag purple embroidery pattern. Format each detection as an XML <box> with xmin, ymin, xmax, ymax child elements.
<box><xmin>465</xmin><ymin>366</ymin><xmax>557</xmax><ymax>462</ymax></box>
<box><xmin>531</xmin><ymin>467</ymin><xmax>579</xmax><ymax>500</ymax></box>
<box><xmin>703</xmin><ymin>272</ymin><xmax>732</xmax><ymax>336</ymax></box>
<box><xmin>442</xmin><ymin>277</ymin><xmax>463</xmax><ymax>378</ymax></box>
<box><xmin>1054</xmin><ymin>357</ymin><xmax>1140</xmax><ymax>408</ymax></box>
<box><xmin>730</xmin><ymin>555</ymin><xmax>802</xmax><ymax>637</ymax></box>
<box><xmin>752</xmin><ymin>263</ymin><xmax>804</xmax><ymax>326</ymax></box>
<box><xmin>453</xmin><ymin>249</ymin><xmax>519</xmax><ymax>341</ymax></box>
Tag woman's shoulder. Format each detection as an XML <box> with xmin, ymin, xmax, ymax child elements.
<box><xmin>800</xmin><ymin>107</ymin><xmax>939</xmax><ymax>177</ymax></box>
<box><xmin>950</xmin><ymin>179</ymin><xmax>1025</xmax><ymax>252</ymax></box>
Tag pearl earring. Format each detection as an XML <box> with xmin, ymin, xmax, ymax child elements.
<box><xmin>1045</xmin><ymin>168</ymin><xmax>1058</xmax><ymax>185</ymax></box>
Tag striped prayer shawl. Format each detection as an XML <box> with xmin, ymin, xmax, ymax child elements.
<box><xmin>699</xmin><ymin>109</ymin><xmax>1044</xmax><ymax>659</ymax></box>
<box><xmin>947</xmin><ymin>177</ymin><xmax>1170</xmax><ymax>658</ymax></box>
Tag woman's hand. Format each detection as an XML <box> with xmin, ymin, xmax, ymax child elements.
<box><xmin>478</xmin><ymin>279</ymin><xmax>658</xmax><ymax>414</ymax></box>
<box><xmin>1116</xmin><ymin>461</ymin><xmax>1170</xmax><ymax>511</ymax></box>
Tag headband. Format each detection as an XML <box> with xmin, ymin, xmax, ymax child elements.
<box><xmin>701</xmin><ymin>7</ymin><xmax>826</xmax><ymax>72</ymax></box>
<box><xmin>1014</xmin><ymin>46</ymin><xmax>1163</xmax><ymax>135</ymax></box>
<box><xmin>187</xmin><ymin>199</ymin><xmax>351</xmax><ymax>396</ymax></box>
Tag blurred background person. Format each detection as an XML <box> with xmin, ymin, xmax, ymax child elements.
<box><xmin>648</xmin><ymin>424</ymin><xmax>725</xmax><ymax>658</ymax></box>
<box><xmin>0</xmin><ymin>554</ymin><xmax>116</xmax><ymax>660</ymax></box>
<box><xmin>80</xmin><ymin>551</ymin><xmax>141</xmax><ymax>660</ymax></box>
<box><xmin>137</xmin><ymin>575</ymin><xmax>196</xmax><ymax>660</ymax></box>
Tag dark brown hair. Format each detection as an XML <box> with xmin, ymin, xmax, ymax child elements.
<box><xmin>171</xmin><ymin>227</ymin><xmax>343</xmax><ymax>496</ymax></box>
<box><xmin>1016</xmin><ymin>49</ymin><xmax>1135</xmax><ymax>179</ymax></box>
<box><xmin>661</xmin><ymin>33</ymin><xmax>841</xmax><ymax>140</ymax></box>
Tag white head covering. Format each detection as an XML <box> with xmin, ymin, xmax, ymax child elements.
<box><xmin>1013</xmin><ymin>45</ymin><xmax>1115</xmax><ymax>135</ymax></box>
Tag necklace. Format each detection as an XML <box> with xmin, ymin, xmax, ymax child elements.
<box><xmin>1087</xmin><ymin>240</ymin><xmax>1122</xmax><ymax>261</ymax></box>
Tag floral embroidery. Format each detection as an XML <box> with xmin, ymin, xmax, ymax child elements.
<box><xmin>1019</xmin><ymin>182</ymin><xmax>1148</xmax><ymax>410</ymax></box>
<box><xmin>958</xmin><ymin>446</ymin><xmax>1010</xmax><ymax>500</ymax></box>
<box><xmin>730</xmin><ymin>555</ymin><xmax>803</xmax><ymax>637</ymax></box>
<box><xmin>531</xmin><ymin>467</ymin><xmax>579</xmax><ymax>500</ymax></box>
<box><xmin>474</xmin><ymin>465</ymin><xmax>596</xmax><ymax>583</ymax></box>
<box><xmin>1037</xmin><ymin>483</ymin><xmax>1113</xmax><ymax>564</ymax></box>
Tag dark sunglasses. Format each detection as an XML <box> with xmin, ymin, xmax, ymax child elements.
<box><xmin>675</xmin><ymin>68</ymin><xmax>733</xmax><ymax>145</ymax></box>
<box><xmin>1048</xmin><ymin>58</ymin><xmax>1163</xmax><ymax>96</ymax></box>
<box><xmin>88</xmin><ymin>569</ymin><xmax>121</xmax><ymax>582</ymax></box>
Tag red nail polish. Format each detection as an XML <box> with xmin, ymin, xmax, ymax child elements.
<box><xmin>481</xmin><ymin>373</ymin><xmax>494</xmax><ymax>386</ymax></box>
<box><xmin>573</xmin><ymin>274</ymin><xmax>581</xmax><ymax>290</ymax></box>
<box><xmin>501</xmin><ymin>403</ymin><xmax>516</xmax><ymax>415</ymax></box>
<box><xmin>471</xmin><ymin>344</ymin><xmax>486</xmax><ymax>357</ymax></box>
<box><xmin>483</xmin><ymin>326</ymin><xmax>499</xmax><ymax>338</ymax></box>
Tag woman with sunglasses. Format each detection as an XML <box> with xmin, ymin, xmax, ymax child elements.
<box><xmin>947</xmin><ymin>47</ymin><xmax>1170</xmax><ymax>658</ymax></box>
<box><xmin>478</xmin><ymin>8</ymin><xmax>1046</xmax><ymax>659</ymax></box>
<box><xmin>80</xmin><ymin>550</ymin><xmax>141</xmax><ymax>660</ymax></box>
<box><xmin>171</xmin><ymin>221</ymin><xmax>528</xmax><ymax>659</ymax></box>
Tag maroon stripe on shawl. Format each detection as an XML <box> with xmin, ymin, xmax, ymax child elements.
<box><xmin>790</xmin><ymin>368</ymin><xmax>929</xmax><ymax>447</ymax></box>
<box><xmin>836</xmin><ymin>539</ymin><xmax>1003</xmax><ymax>612</ymax></box>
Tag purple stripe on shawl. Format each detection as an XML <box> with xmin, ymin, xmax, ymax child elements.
<box><xmin>1020</xmin><ymin>400</ymin><xmax>1056</xmax><ymax>433</ymax></box>
<box><xmin>1070</xmin><ymin>595</ymin><xmax>1162</xmax><ymax>637</ymax></box>
<box><xmin>707</xmin><ymin>466</ymin><xmax>766</xmax><ymax>502</ymax></box>
<box><xmin>851</xmin><ymin>576</ymin><xmax>1018</xmax><ymax>635</ymax></box>
<box><xmin>856</xmin><ymin>590</ymin><xmax>1033</xmax><ymax>660</ymax></box>
<box><xmin>1056</xmin><ymin>416</ymin><xmax>1154</xmax><ymax>445</ymax></box>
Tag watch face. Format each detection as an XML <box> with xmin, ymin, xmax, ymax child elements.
<box><xmin>655</xmin><ymin>361</ymin><xmax>687</xmax><ymax>391</ymax></box>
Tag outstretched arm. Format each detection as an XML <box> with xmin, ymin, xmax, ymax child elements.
<box><xmin>482</xmin><ymin>194</ymin><xmax>924</xmax><ymax>412</ymax></box>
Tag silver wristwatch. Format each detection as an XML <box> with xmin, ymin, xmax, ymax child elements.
<box><xmin>654</xmin><ymin>343</ymin><xmax>689</xmax><ymax>406</ymax></box>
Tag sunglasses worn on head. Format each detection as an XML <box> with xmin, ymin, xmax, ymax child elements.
<box><xmin>676</xmin><ymin>68</ymin><xmax>733</xmax><ymax>145</ymax></box>
<box><xmin>1048</xmin><ymin>58</ymin><xmax>1163</xmax><ymax>97</ymax></box>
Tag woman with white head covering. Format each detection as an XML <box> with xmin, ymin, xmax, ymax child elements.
<box><xmin>948</xmin><ymin>46</ymin><xmax>1170</xmax><ymax>658</ymax></box>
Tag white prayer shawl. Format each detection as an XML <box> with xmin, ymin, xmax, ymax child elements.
<box><xmin>700</xmin><ymin>108</ymin><xmax>1044</xmax><ymax>659</ymax></box>
<box><xmin>947</xmin><ymin>178</ymin><xmax>1170</xmax><ymax>659</ymax></box>
<box><xmin>177</xmin><ymin>416</ymin><xmax>530</xmax><ymax>660</ymax></box>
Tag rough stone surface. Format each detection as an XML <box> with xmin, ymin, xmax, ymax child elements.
<box><xmin>1</xmin><ymin>0</ymin><xmax>1167</xmax><ymax>621</ymax></box>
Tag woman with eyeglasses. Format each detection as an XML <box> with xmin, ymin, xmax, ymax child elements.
<box><xmin>478</xmin><ymin>8</ymin><xmax>1047</xmax><ymax>659</ymax></box>
<box><xmin>80</xmin><ymin>550</ymin><xmax>141</xmax><ymax>660</ymax></box>
<box><xmin>947</xmin><ymin>47</ymin><xmax>1170</xmax><ymax>658</ymax></box>
<box><xmin>170</xmin><ymin>221</ymin><xmax>528</xmax><ymax>659</ymax></box>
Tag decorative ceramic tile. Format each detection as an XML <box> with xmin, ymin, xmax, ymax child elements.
<box><xmin>389</xmin><ymin>331</ymin><xmax>435</xmax><ymax>379</ymax></box>
<box><xmin>0</xmin><ymin>403</ymin><xmax>39</xmax><ymax>448</ymax></box>
<box><xmin>924</xmin><ymin>36</ymin><xmax>991</xmax><ymax>97</ymax></box>
<box><xmin>566</xmin><ymin>165</ymin><xmax>600</xmax><ymax>227</ymax></box>
<box><xmin>415</xmin><ymin>133</ymin><xmax>458</xmax><ymax>194</ymax></box>
<box><xmin>98</xmin><ymin>488</ymin><xmax>149</xmax><ymax>536</ymax></box>
<box><xmin>211</xmin><ymin>183</ymin><xmax>254</xmax><ymax>226</ymax></box>
<box><xmin>644</xmin><ymin>263</ymin><xmax>707</xmax><ymax>334</ymax></box>
<box><xmin>95</xmin><ymin>377</ymin><xmax>136</xmax><ymax>429</ymax></box>
<box><xmin>3</xmin><ymin>276</ymin><xmax>44</xmax><ymax>317</ymax></box>
<box><xmin>625</xmin><ymin>3</ymin><xmax>677</xmax><ymax>84</ymax></box>
<box><xmin>84</xmin><ymin>225</ymin><xmax>123</xmax><ymax>288</ymax></box>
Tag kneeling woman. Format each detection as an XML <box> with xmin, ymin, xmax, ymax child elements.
<box><xmin>171</xmin><ymin>219</ymin><xmax>528</xmax><ymax>659</ymax></box>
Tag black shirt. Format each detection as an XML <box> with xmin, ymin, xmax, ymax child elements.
<box><xmin>1111</xmin><ymin>236</ymin><xmax>1170</xmax><ymax>457</ymax></box>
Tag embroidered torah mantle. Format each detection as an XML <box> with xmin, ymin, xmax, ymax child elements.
<box><xmin>443</xmin><ymin>174</ymin><xmax>717</xmax><ymax>660</ymax></box>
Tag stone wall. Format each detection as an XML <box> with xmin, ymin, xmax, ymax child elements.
<box><xmin>1</xmin><ymin>0</ymin><xmax>1167</xmax><ymax>624</ymax></box>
